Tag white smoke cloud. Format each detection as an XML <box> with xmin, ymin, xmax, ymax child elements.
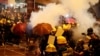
<box><xmin>30</xmin><ymin>3</ymin><xmax>67</xmax><ymax>28</ymax></box>
<box><xmin>60</xmin><ymin>0</ymin><xmax>99</xmax><ymax>39</ymax></box>
<box><xmin>89</xmin><ymin>0</ymin><xmax>99</xmax><ymax>5</ymax></box>
<box><xmin>29</xmin><ymin>0</ymin><xmax>99</xmax><ymax>39</ymax></box>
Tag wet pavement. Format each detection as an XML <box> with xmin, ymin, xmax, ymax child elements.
<box><xmin>0</xmin><ymin>45</ymin><xmax>26</xmax><ymax>56</ymax></box>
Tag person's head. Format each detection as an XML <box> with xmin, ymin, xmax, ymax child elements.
<box><xmin>87</xmin><ymin>27</ymin><xmax>93</xmax><ymax>35</ymax></box>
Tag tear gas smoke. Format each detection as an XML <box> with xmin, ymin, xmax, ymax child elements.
<box><xmin>60</xmin><ymin>0</ymin><xmax>99</xmax><ymax>39</ymax></box>
<box><xmin>30</xmin><ymin>3</ymin><xmax>67</xmax><ymax>28</ymax></box>
<box><xmin>29</xmin><ymin>0</ymin><xmax>99</xmax><ymax>40</ymax></box>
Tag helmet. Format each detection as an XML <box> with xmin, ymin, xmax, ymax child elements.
<box><xmin>87</xmin><ymin>28</ymin><xmax>93</xmax><ymax>32</ymax></box>
<box><xmin>63</xmin><ymin>24</ymin><xmax>71</xmax><ymax>30</ymax></box>
<box><xmin>45</xmin><ymin>44</ymin><xmax>57</xmax><ymax>52</ymax></box>
<box><xmin>57</xmin><ymin>36</ymin><xmax>67</xmax><ymax>44</ymax></box>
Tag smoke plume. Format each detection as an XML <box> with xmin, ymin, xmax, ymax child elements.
<box><xmin>29</xmin><ymin>0</ymin><xmax>99</xmax><ymax>39</ymax></box>
<box><xmin>60</xmin><ymin>0</ymin><xmax>99</xmax><ymax>39</ymax></box>
<box><xmin>30</xmin><ymin>3</ymin><xmax>67</xmax><ymax>28</ymax></box>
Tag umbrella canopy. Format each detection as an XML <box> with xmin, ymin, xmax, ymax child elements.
<box><xmin>32</xmin><ymin>23</ymin><xmax>53</xmax><ymax>36</ymax></box>
<box><xmin>13</xmin><ymin>23</ymin><xmax>26</xmax><ymax>36</ymax></box>
<box><xmin>65</xmin><ymin>17</ymin><xmax>76</xmax><ymax>24</ymax></box>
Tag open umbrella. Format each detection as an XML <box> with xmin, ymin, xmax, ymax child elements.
<box><xmin>32</xmin><ymin>23</ymin><xmax>53</xmax><ymax>36</ymax></box>
<box><xmin>13</xmin><ymin>23</ymin><xmax>26</xmax><ymax>36</ymax></box>
<box><xmin>65</xmin><ymin>17</ymin><xmax>76</xmax><ymax>24</ymax></box>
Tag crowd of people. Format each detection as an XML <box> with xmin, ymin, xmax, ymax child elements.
<box><xmin>0</xmin><ymin>8</ymin><xmax>27</xmax><ymax>45</ymax></box>
<box><xmin>27</xmin><ymin>24</ymin><xmax>100</xmax><ymax>56</ymax></box>
<box><xmin>0</xmin><ymin>8</ymin><xmax>100</xmax><ymax>56</ymax></box>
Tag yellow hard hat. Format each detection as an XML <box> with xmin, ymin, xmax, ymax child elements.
<box><xmin>45</xmin><ymin>44</ymin><xmax>57</xmax><ymax>52</ymax></box>
<box><xmin>62</xmin><ymin>24</ymin><xmax>67</xmax><ymax>30</ymax></box>
<box><xmin>63</xmin><ymin>24</ymin><xmax>71</xmax><ymax>30</ymax></box>
<box><xmin>57</xmin><ymin>36</ymin><xmax>67</xmax><ymax>44</ymax></box>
